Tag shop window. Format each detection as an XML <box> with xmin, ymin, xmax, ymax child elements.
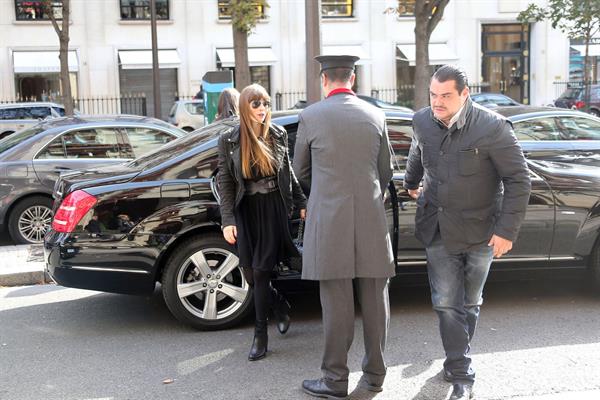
<box><xmin>15</xmin><ymin>0</ymin><xmax>62</xmax><ymax>20</ymax></box>
<box><xmin>225</xmin><ymin>66</ymin><xmax>271</xmax><ymax>95</ymax></box>
<box><xmin>14</xmin><ymin>72</ymin><xmax>78</xmax><ymax>102</ymax></box>
<box><xmin>120</xmin><ymin>0</ymin><xmax>169</xmax><ymax>20</ymax></box>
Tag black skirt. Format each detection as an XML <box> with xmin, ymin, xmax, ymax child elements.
<box><xmin>235</xmin><ymin>189</ymin><xmax>299</xmax><ymax>272</ymax></box>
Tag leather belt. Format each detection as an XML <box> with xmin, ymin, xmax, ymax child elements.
<box><xmin>245</xmin><ymin>176</ymin><xmax>278</xmax><ymax>195</ymax></box>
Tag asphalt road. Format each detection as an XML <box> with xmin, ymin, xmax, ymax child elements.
<box><xmin>1</xmin><ymin>278</ymin><xmax>600</xmax><ymax>400</ymax></box>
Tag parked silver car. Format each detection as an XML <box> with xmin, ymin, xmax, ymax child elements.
<box><xmin>0</xmin><ymin>102</ymin><xmax>66</xmax><ymax>139</ymax></box>
<box><xmin>167</xmin><ymin>100</ymin><xmax>205</xmax><ymax>132</ymax></box>
<box><xmin>0</xmin><ymin>115</ymin><xmax>185</xmax><ymax>244</ymax></box>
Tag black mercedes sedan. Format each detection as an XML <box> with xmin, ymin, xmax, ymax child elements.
<box><xmin>0</xmin><ymin>115</ymin><xmax>185</xmax><ymax>244</ymax></box>
<box><xmin>44</xmin><ymin>107</ymin><xmax>600</xmax><ymax>330</ymax></box>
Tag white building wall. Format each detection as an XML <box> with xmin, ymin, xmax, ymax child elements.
<box><xmin>0</xmin><ymin>0</ymin><xmax>573</xmax><ymax>106</ymax></box>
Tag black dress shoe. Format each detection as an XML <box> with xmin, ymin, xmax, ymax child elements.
<box><xmin>302</xmin><ymin>378</ymin><xmax>347</xmax><ymax>399</ymax></box>
<box><xmin>248</xmin><ymin>319</ymin><xmax>268</xmax><ymax>361</ymax></box>
<box><xmin>357</xmin><ymin>375</ymin><xmax>383</xmax><ymax>392</ymax></box>
<box><xmin>449</xmin><ymin>383</ymin><xmax>473</xmax><ymax>400</ymax></box>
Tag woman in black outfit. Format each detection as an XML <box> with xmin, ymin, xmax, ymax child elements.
<box><xmin>217</xmin><ymin>84</ymin><xmax>306</xmax><ymax>361</ymax></box>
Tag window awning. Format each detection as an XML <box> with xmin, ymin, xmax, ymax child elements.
<box><xmin>118</xmin><ymin>50</ymin><xmax>181</xmax><ymax>69</ymax></box>
<box><xmin>13</xmin><ymin>51</ymin><xmax>79</xmax><ymax>73</ymax></box>
<box><xmin>396</xmin><ymin>43</ymin><xmax>458</xmax><ymax>66</ymax></box>
<box><xmin>322</xmin><ymin>45</ymin><xmax>370</xmax><ymax>64</ymax></box>
<box><xmin>571</xmin><ymin>44</ymin><xmax>600</xmax><ymax>57</ymax></box>
<box><xmin>216</xmin><ymin>47</ymin><xmax>278</xmax><ymax>67</ymax></box>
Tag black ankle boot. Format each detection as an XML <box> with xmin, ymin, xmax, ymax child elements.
<box><xmin>248</xmin><ymin>319</ymin><xmax>268</xmax><ymax>361</ymax></box>
<box><xmin>271</xmin><ymin>287</ymin><xmax>291</xmax><ymax>334</ymax></box>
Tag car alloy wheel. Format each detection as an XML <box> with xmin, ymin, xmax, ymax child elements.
<box><xmin>162</xmin><ymin>234</ymin><xmax>253</xmax><ymax>330</ymax></box>
<box><xmin>176</xmin><ymin>247</ymin><xmax>249</xmax><ymax>321</ymax></box>
<box><xmin>8</xmin><ymin>196</ymin><xmax>54</xmax><ymax>244</ymax></box>
<box><xmin>18</xmin><ymin>205</ymin><xmax>53</xmax><ymax>243</ymax></box>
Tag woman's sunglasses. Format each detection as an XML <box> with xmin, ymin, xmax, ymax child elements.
<box><xmin>250</xmin><ymin>99</ymin><xmax>271</xmax><ymax>109</ymax></box>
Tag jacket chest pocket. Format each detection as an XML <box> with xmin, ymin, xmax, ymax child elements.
<box><xmin>458</xmin><ymin>149</ymin><xmax>480</xmax><ymax>176</ymax></box>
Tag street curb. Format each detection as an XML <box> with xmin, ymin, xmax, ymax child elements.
<box><xmin>0</xmin><ymin>269</ymin><xmax>51</xmax><ymax>287</ymax></box>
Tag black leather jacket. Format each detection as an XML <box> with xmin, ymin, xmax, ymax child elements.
<box><xmin>217</xmin><ymin>123</ymin><xmax>307</xmax><ymax>228</ymax></box>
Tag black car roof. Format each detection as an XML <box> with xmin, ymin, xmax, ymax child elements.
<box><xmin>494</xmin><ymin>106</ymin><xmax>591</xmax><ymax>120</ymax></box>
<box><xmin>0</xmin><ymin>115</ymin><xmax>184</xmax><ymax>162</ymax></box>
<box><xmin>271</xmin><ymin>108</ymin><xmax>413</xmax><ymax>126</ymax></box>
<box><xmin>37</xmin><ymin>114</ymin><xmax>177</xmax><ymax>131</ymax></box>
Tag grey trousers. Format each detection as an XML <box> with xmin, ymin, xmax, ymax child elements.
<box><xmin>319</xmin><ymin>278</ymin><xmax>390</xmax><ymax>391</ymax></box>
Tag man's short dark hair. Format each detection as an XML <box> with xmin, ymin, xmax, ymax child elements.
<box><xmin>322</xmin><ymin>67</ymin><xmax>353</xmax><ymax>83</ymax></box>
<box><xmin>432</xmin><ymin>65</ymin><xmax>469</xmax><ymax>94</ymax></box>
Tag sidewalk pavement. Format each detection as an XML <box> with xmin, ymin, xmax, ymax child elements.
<box><xmin>0</xmin><ymin>244</ymin><xmax>49</xmax><ymax>287</ymax></box>
<box><xmin>509</xmin><ymin>391</ymin><xmax>600</xmax><ymax>400</ymax></box>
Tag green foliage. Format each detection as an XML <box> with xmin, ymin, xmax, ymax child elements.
<box><xmin>230</xmin><ymin>0</ymin><xmax>270</xmax><ymax>34</ymax></box>
<box><xmin>518</xmin><ymin>0</ymin><xmax>600</xmax><ymax>40</ymax></box>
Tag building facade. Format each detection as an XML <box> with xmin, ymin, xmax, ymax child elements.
<box><xmin>0</xmin><ymin>0</ymin><xmax>582</xmax><ymax>117</ymax></box>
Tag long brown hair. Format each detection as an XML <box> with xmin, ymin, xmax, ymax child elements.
<box><xmin>239</xmin><ymin>84</ymin><xmax>275</xmax><ymax>178</ymax></box>
<box><xmin>215</xmin><ymin>87</ymin><xmax>240</xmax><ymax>121</ymax></box>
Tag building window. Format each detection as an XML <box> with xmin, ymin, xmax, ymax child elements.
<box><xmin>321</xmin><ymin>0</ymin><xmax>353</xmax><ymax>18</ymax></box>
<box><xmin>120</xmin><ymin>0</ymin><xmax>169</xmax><ymax>20</ymax></box>
<box><xmin>15</xmin><ymin>0</ymin><xmax>63</xmax><ymax>20</ymax></box>
<box><xmin>396</xmin><ymin>0</ymin><xmax>415</xmax><ymax>16</ymax></box>
<box><xmin>218</xmin><ymin>0</ymin><xmax>266</xmax><ymax>21</ymax></box>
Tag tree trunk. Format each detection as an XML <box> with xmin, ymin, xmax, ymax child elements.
<box><xmin>414</xmin><ymin>23</ymin><xmax>431</xmax><ymax>110</ymax></box>
<box><xmin>46</xmin><ymin>0</ymin><xmax>74</xmax><ymax>115</ymax></box>
<box><xmin>58</xmin><ymin>36</ymin><xmax>74</xmax><ymax>115</ymax></box>
<box><xmin>233</xmin><ymin>27</ymin><xmax>251</xmax><ymax>91</ymax></box>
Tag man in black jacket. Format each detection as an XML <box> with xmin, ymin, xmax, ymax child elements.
<box><xmin>404</xmin><ymin>65</ymin><xmax>531</xmax><ymax>400</ymax></box>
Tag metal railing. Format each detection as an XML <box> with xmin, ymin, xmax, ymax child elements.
<box><xmin>371</xmin><ymin>85</ymin><xmax>415</xmax><ymax>109</ymax></box>
<box><xmin>275</xmin><ymin>91</ymin><xmax>306</xmax><ymax>110</ymax></box>
<box><xmin>75</xmin><ymin>94</ymin><xmax>147</xmax><ymax>116</ymax></box>
<box><xmin>1</xmin><ymin>94</ymin><xmax>147</xmax><ymax>116</ymax></box>
<box><xmin>553</xmin><ymin>80</ymin><xmax>599</xmax><ymax>100</ymax></box>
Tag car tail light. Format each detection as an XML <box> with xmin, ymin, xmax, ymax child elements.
<box><xmin>575</xmin><ymin>100</ymin><xmax>586</xmax><ymax>109</ymax></box>
<box><xmin>52</xmin><ymin>190</ymin><xmax>97</xmax><ymax>233</ymax></box>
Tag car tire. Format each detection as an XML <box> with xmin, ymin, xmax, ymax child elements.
<box><xmin>589</xmin><ymin>241</ymin><xmax>600</xmax><ymax>289</ymax></box>
<box><xmin>162</xmin><ymin>233</ymin><xmax>254</xmax><ymax>330</ymax></box>
<box><xmin>590</xmin><ymin>109</ymin><xmax>600</xmax><ymax>117</ymax></box>
<box><xmin>8</xmin><ymin>196</ymin><xmax>53</xmax><ymax>244</ymax></box>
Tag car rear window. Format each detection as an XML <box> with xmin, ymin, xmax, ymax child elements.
<box><xmin>185</xmin><ymin>102</ymin><xmax>204</xmax><ymax>115</ymax></box>
<box><xmin>127</xmin><ymin>121</ymin><xmax>231</xmax><ymax>169</ymax></box>
<box><xmin>560</xmin><ymin>88</ymin><xmax>582</xmax><ymax>100</ymax></box>
<box><xmin>0</xmin><ymin>125</ymin><xmax>44</xmax><ymax>154</ymax></box>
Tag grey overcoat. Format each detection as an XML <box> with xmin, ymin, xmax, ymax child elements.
<box><xmin>293</xmin><ymin>93</ymin><xmax>395</xmax><ymax>280</ymax></box>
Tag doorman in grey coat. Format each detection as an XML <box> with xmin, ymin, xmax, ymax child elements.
<box><xmin>293</xmin><ymin>55</ymin><xmax>395</xmax><ymax>399</ymax></box>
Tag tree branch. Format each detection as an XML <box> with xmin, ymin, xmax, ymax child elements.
<box><xmin>43</xmin><ymin>0</ymin><xmax>62</xmax><ymax>38</ymax></box>
<box><xmin>427</xmin><ymin>0</ymin><xmax>449</xmax><ymax>37</ymax></box>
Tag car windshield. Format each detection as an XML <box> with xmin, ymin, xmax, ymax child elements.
<box><xmin>127</xmin><ymin>121</ymin><xmax>230</xmax><ymax>169</ymax></box>
<box><xmin>0</xmin><ymin>125</ymin><xmax>44</xmax><ymax>154</ymax></box>
<box><xmin>561</xmin><ymin>88</ymin><xmax>581</xmax><ymax>99</ymax></box>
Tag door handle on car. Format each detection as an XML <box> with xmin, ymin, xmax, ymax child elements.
<box><xmin>53</xmin><ymin>166</ymin><xmax>72</xmax><ymax>172</ymax></box>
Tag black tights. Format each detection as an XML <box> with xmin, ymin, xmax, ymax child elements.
<box><xmin>253</xmin><ymin>269</ymin><xmax>272</xmax><ymax>323</ymax></box>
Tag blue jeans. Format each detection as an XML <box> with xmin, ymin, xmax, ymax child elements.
<box><xmin>425</xmin><ymin>232</ymin><xmax>493</xmax><ymax>384</ymax></box>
